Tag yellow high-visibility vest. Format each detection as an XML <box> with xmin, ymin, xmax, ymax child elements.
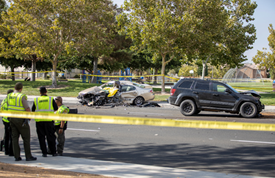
<box><xmin>55</xmin><ymin>105</ymin><xmax>69</xmax><ymax>126</ymax></box>
<box><xmin>1</xmin><ymin>98</ymin><xmax>9</xmax><ymax>123</ymax></box>
<box><xmin>34</xmin><ymin>96</ymin><xmax>54</xmax><ymax>122</ymax></box>
<box><xmin>7</xmin><ymin>92</ymin><xmax>26</xmax><ymax>113</ymax></box>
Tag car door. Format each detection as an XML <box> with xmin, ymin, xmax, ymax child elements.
<box><xmin>193</xmin><ymin>81</ymin><xmax>213</xmax><ymax>108</ymax></box>
<box><xmin>120</xmin><ymin>85</ymin><xmax>138</xmax><ymax>103</ymax></box>
<box><xmin>210</xmin><ymin>82</ymin><xmax>237</xmax><ymax>109</ymax></box>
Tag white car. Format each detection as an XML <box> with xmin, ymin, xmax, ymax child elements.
<box><xmin>77</xmin><ymin>81</ymin><xmax>155</xmax><ymax>105</ymax></box>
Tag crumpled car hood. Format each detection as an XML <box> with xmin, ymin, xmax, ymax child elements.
<box><xmin>239</xmin><ymin>90</ymin><xmax>261</xmax><ymax>98</ymax></box>
<box><xmin>78</xmin><ymin>86</ymin><xmax>102</xmax><ymax>96</ymax></box>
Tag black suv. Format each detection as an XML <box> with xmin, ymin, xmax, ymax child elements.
<box><xmin>168</xmin><ymin>78</ymin><xmax>264</xmax><ymax>118</ymax></box>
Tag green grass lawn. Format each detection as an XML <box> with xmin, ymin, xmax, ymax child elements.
<box><xmin>0</xmin><ymin>79</ymin><xmax>170</xmax><ymax>101</ymax></box>
<box><xmin>0</xmin><ymin>79</ymin><xmax>274</xmax><ymax>105</ymax></box>
<box><xmin>227</xmin><ymin>82</ymin><xmax>273</xmax><ymax>92</ymax></box>
<box><xmin>227</xmin><ymin>82</ymin><xmax>275</xmax><ymax>105</ymax></box>
<box><xmin>0</xmin><ymin>79</ymin><xmax>97</xmax><ymax>97</ymax></box>
<box><xmin>259</xmin><ymin>93</ymin><xmax>275</xmax><ymax>105</ymax></box>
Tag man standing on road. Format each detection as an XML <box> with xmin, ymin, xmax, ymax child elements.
<box><xmin>1</xmin><ymin>89</ymin><xmax>14</xmax><ymax>156</ymax></box>
<box><xmin>32</xmin><ymin>86</ymin><xmax>58</xmax><ymax>157</ymax></box>
<box><xmin>7</xmin><ymin>82</ymin><xmax>37</xmax><ymax>161</ymax></box>
<box><xmin>54</xmin><ymin>96</ymin><xmax>69</xmax><ymax>156</ymax></box>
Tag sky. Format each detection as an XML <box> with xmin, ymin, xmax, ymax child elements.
<box><xmin>112</xmin><ymin>0</ymin><xmax>275</xmax><ymax>63</ymax></box>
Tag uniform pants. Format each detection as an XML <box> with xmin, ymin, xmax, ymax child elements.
<box><xmin>55</xmin><ymin>127</ymin><xmax>65</xmax><ymax>154</ymax></box>
<box><xmin>9</xmin><ymin>118</ymin><xmax>32</xmax><ymax>159</ymax></box>
<box><xmin>36</xmin><ymin>121</ymin><xmax>56</xmax><ymax>155</ymax></box>
<box><xmin>3</xmin><ymin>121</ymin><xmax>13</xmax><ymax>156</ymax></box>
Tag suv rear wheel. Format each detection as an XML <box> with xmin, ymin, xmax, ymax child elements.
<box><xmin>180</xmin><ymin>99</ymin><xmax>197</xmax><ymax>116</ymax></box>
<box><xmin>240</xmin><ymin>102</ymin><xmax>258</xmax><ymax>118</ymax></box>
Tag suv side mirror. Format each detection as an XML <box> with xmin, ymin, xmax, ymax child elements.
<box><xmin>225</xmin><ymin>88</ymin><xmax>231</xmax><ymax>93</ymax></box>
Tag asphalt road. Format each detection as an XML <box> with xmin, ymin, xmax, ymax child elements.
<box><xmin>1</xmin><ymin>103</ymin><xmax>275</xmax><ymax>177</ymax></box>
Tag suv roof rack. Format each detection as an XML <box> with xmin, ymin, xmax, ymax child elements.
<box><xmin>180</xmin><ymin>78</ymin><xmax>211</xmax><ymax>81</ymax></box>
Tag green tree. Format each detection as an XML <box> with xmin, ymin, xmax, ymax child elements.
<box><xmin>117</xmin><ymin>0</ymin><xmax>200</xmax><ymax>93</ymax></box>
<box><xmin>117</xmin><ymin>0</ymin><xmax>255</xmax><ymax>93</ymax></box>
<box><xmin>185</xmin><ymin>0</ymin><xmax>257</xmax><ymax>79</ymax></box>
<box><xmin>178</xmin><ymin>63</ymin><xmax>198</xmax><ymax>78</ymax></box>
<box><xmin>59</xmin><ymin>31</ymin><xmax>132</xmax><ymax>79</ymax></box>
<box><xmin>253</xmin><ymin>24</ymin><xmax>275</xmax><ymax>79</ymax></box>
<box><xmin>208</xmin><ymin>64</ymin><xmax>231</xmax><ymax>79</ymax></box>
<box><xmin>0</xmin><ymin>57</ymin><xmax>29</xmax><ymax>81</ymax></box>
<box><xmin>0</xmin><ymin>0</ymin><xmax>115</xmax><ymax>87</ymax></box>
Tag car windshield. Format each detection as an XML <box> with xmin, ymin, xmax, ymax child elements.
<box><xmin>225</xmin><ymin>84</ymin><xmax>238</xmax><ymax>93</ymax></box>
<box><xmin>100</xmin><ymin>82</ymin><xmax>114</xmax><ymax>88</ymax></box>
<box><xmin>132</xmin><ymin>82</ymin><xmax>145</xmax><ymax>88</ymax></box>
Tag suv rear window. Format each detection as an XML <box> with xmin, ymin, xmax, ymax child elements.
<box><xmin>178</xmin><ymin>81</ymin><xmax>193</xmax><ymax>88</ymax></box>
<box><xmin>194</xmin><ymin>82</ymin><xmax>209</xmax><ymax>91</ymax></box>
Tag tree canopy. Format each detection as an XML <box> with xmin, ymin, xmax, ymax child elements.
<box><xmin>253</xmin><ymin>24</ymin><xmax>275</xmax><ymax>79</ymax></box>
<box><xmin>117</xmin><ymin>0</ymin><xmax>257</xmax><ymax>93</ymax></box>
<box><xmin>0</xmin><ymin>0</ymin><xmax>116</xmax><ymax>87</ymax></box>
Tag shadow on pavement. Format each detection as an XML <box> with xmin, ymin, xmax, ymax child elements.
<box><xmin>44</xmin><ymin>137</ymin><xmax>275</xmax><ymax>177</ymax></box>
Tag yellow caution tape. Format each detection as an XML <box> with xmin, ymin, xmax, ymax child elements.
<box><xmin>0</xmin><ymin>71</ymin><xmax>181</xmax><ymax>81</ymax></box>
<box><xmin>0</xmin><ymin>71</ymin><xmax>54</xmax><ymax>74</ymax></box>
<box><xmin>0</xmin><ymin>111</ymin><xmax>275</xmax><ymax>132</ymax></box>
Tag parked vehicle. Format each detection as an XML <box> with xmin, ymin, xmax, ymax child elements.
<box><xmin>168</xmin><ymin>78</ymin><xmax>264</xmax><ymax>118</ymax></box>
<box><xmin>77</xmin><ymin>81</ymin><xmax>155</xmax><ymax>106</ymax></box>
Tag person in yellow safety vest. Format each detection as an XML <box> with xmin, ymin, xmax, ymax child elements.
<box><xmin>7</xmin><ymin>82</ymin><xmax>37</xmax><ymax>161</ymax></box>
<box><xmin>1</xmin><ymin>89</ymin><xmax>14</xmax><ymax>156</ymax></box>
<box><xmin>32</xmin><ymin>86</ymin><xmax>58</xmax><ymax>157</ymax></box>
<box><xmin>54</xmin><ymin>96</ymin><xmax>69</xmax><ymax>156</ymax></box>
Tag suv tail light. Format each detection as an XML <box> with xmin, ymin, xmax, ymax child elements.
<box><xmin>149</xmin><ymin>89</ymin><xmax>153</xmax><ymax>93</ymax></box>
<box><xmin>170</xmin><ymin>88</ymin><xmax>176</xmax><ymax>96</ymax></box>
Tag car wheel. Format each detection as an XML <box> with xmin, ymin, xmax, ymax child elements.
<box><xmin>240</xmin><ymin>102</ymin><xmax>258</xmax><ymax>118</ymax></box>
<box><xmin>134</xmin><ymin>96</ymin><xmax>144</xmax><ymax>106</ymax></box>
<box><xmin>180</xmin><ymin>99</ymin><xmax>197</xmax><ymax>116</ymax></box>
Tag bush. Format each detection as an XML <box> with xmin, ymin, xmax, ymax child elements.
<box><xmin>74</xmin><ymin>74</ymin><xmax>80</xmax><ymax>78</ymax></box>
<box><xmin>0</xmin><ymin>74</ymin><xmax>7</xmax><ymax>79</ymax></box>
<box><xmin>6</xmin><ymin>75</ymin><xmax>12</xmax><ymax>79</ymax></box>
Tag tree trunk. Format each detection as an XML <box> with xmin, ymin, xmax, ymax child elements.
<box><xmin>212</xmin><ymin>66</ymin><xmax>213</xmax><ymax>79</ymax></box>
<box><xmin>11</xmin><ymin>67</ymin><xmax>15</xmax><ymax>81</ymax></box>
<box><xmin>201</xmin><ymin>57</ymin><xmax>209</xmax><ymax>80</ymax></box>
<box><xmin>91</xmin><ymin>58</ymin><xmax>98</xmax><ymax>83</ymax></box>
<box><xmin>161</xmin><ymin>55</ymin><xmax>166</xmax><ymax>94</ymax></box>
<box><xmin>43</xmin><ymin>71</ymin><xmax>47</xmax><ymax>80</ymax></box>
<box><xmin>201</xmin><ymin>62</ymin><xmax>206</xmax><ymax>79</ymax></box>
<box><xmin>52</xmin><ymin>59</ymin><xmax>58</xmax><ymax>88</ymax></box>
<box><xmin>31</xmin><ymin>59</ymin><xmax>36</xmax><ymax>81</ymax></box>
<box><xmin>153</xmin><ymin>67</ymin><xmax>158</xmax><ymax>84</ymax></box>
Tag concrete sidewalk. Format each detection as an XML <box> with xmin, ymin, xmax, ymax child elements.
<box><xmin>0</xmin><ymin>152</ymin><xmax>270</xmax><ymax>178</ymax></box>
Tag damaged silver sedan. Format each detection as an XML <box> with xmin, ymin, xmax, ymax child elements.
<box><xmin>77</xmin><ymin>81</ymin><xmax>155</xmax><ymax>106</ymax></box>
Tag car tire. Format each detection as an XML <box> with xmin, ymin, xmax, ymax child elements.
<box><xmin>240</xmin><ymin>102</ymin><xmax>258</xmax><ymax>118</ymax></box>
<box><xmin>134</xmin><ymin>96</ymin><xmax>144</xmax><ymax>106</ymax></box>
<box><xmin>180</xmin><ymin>99</ymin><xmax>197</xmax><ymax>116</ymax></box>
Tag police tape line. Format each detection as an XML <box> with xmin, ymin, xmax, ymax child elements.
<box><xmin>0</xmin><ymin>71</ymin><xmax>220</xmax><ymax>81</ymax></box>
<box><xmin>0</xmin><ymin>71</ymin><xmax>54</xmax><ymax>74</ymax></box>
<box><xmin>0</xmin><ymin>111</ymin><xmax>275</xmax><ymax>131</ymax></box>
<box><xmin>0</xmin><ymin>71</ymin><xmax>180</xmax><ymax>81</ymax></box>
